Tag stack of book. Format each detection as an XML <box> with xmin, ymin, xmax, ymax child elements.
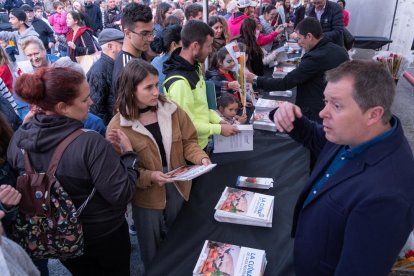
<box><xmin>193</xmin><ymin>240</ymin><xmax>267</xmax><ymax>276</ymax></box>
<box><xmin>251</xmin><ymin>98</ymin><xmax>284</xmax><ymax>132</ymax></box>
<box><xmin>236</xmin><ymin>176</ymin><xmax>274</xmax><ymax>189</ymax></box>
<box><xmin>272</xmin><ymin>65</ymin><xmax>295</xmax><ymax>78</ymax></box>
<box><xmin>165</xmin><ymin>164</ymin><xmax>217</xmax><ymax>181</ymax></box>
<box><xmin>255</xmin><ymin>98</ymin><xmax>283</xmax><ymax>111</ymax></box>
<box><xmin>214</xmin><ymin>187</ymin><xmax>274</xmax><ymax>227</ymax></box>
<box><xmin>250</xmin><ymin>110</ymin><xmax>276</xmax><ymax>132</ymax></box>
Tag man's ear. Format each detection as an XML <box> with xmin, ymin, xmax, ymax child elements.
<box><xmin>366</xmin><ymin>106</ymin><xmax>385</xmax><ymax>126</ymax></box>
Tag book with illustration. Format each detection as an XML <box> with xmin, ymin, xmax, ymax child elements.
<box><xmin>165</xmin><ymin>164</ymin><xmax>217</xmax><ymax>181</ymax></box>
<box><xmin>236</xmin><ymin>176</ymin><xmax>274</xmax><ymax>189</ymax></box>
<box><xmin>193</xmin><ymin>240</ymin><xmax>267</xmax><ymax>276</ymax></box>
<box><xmin>254</xmin><ymin>98</ymin><xmax>284</xmax><ymax>111</ymax></box>
<box><xmin>251</xmin><ymin>111</ymin><xmax>276</xmax><ymax>132</ymax></box>
<box><xmin>392</xmin><ymin>230</ymin><xmax>414</xmax><ymax>272</ymax></box>
<box><xmin>214</xmin><ymin>187</ymin><xmax>274</xmax><ymax>227</ymax></box>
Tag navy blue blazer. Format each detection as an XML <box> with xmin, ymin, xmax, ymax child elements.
<box><xmin>288</xmin><ymin>116</ymin><xmax>414</xmax><ymax>276</ymax></box>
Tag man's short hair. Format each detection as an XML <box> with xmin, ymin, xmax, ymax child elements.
<box><xmin>295</xmin><ymin>17</ymin><xmax>323</xmax><ymax>39</ymax></box>
<box><xmin>181</xmin><ymin>20</ymin><xmax>214</xmax><ymax>48</ymax></box>
<box><xmin>121</xmin><ymin>3</ymin><xmax>153</xmax><ymax>30</ymax></box>
<box><xmin>326</xmin><ymin>60</ymin><xmax>395</xmax><ymax>123</ymax></box>
<box><xmin>184</xmin><ymin>3</ymin><xmax>203</xmax><ymax>20</ymax></box>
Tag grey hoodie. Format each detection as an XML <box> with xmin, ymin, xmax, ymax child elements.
<box><xmin>0</xmin><ymin>26</ymin><xmax>39</xmax><ymax>61</ymax></box>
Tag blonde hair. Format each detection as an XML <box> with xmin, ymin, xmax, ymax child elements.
<box><xmin>21</xmin><ymin>36</ymin><xmax>46</xmax><ymax>52</ymax></box>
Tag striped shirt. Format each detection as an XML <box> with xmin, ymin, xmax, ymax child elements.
<box><xmin>0</xmin><ymin>77</ymin><xmax>17</xmax><ymax>113</ymax></box>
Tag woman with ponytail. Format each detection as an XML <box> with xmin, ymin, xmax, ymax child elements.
<box><xmin>7</xmin><ymin>67</ymin><xmax>139</xmax><ymax>275</ymax></box>
<box><xmin>151</xmin><ymin>24</ymin><xmax>182</xmax><ymax>94</ymax></box>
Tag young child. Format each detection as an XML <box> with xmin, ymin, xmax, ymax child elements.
<box><xmin>48</xmin><ymin>1</ymin><xmax>69</xmax><ymax>57</ymax></box>
<box><xmin>0</xmin><ymin>46</ymin><xmax>14</xmax><ymax>93</ymax></box>
<box><xmin>205</xmin><ymin>46</ymin><xmax>241</xmax><ymax>100</ymax></box>
<box><xmin>217</xmin><ymin>93</ymin><xmax>247</xmax><ymax>125</ymax></box>
<box><xmin>0</xmin><ymin>39</ymin><xmax>17</xmax><ymax>64</ymax></box>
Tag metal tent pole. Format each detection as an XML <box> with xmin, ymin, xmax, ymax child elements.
<box><xmin>388</xmin><ymin>0</ymin><xmax>399</xmax><ymax>50</ymax></box>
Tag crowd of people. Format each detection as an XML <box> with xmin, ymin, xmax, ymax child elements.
<box><xmin>0</xmin><ymin>0</ymin><xmax>413</xmax><ymax>276</ymax></box>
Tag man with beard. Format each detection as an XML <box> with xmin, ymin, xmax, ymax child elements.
<box><xmin>163</xmin><ymin>20</ymin><xmax>239</xmax><ymax>151</ymax></box>
<box><xmin>21</xmin><ymin>4</ymin><xmax>55</xmax><ymax>54</ymax></box>
<box><xmin>104</xmin><ymin>0</ymin><xmax>121</xmax><ymax>30</ymax></box>
<box><xmin>0</xmin><ymin>9</ymin><xmax>39</xmax><ymax>62</ymax></box>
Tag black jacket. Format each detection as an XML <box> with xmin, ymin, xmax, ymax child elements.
<box><xmin>256</xmin><ymin>38</ymin><xmax>349</xmax><ymax>122</ymax></box>
<box><xmin>87</xmin><ymin>53</ymin><xmax>115</xmax><ymax>125</ymax></box>
<box><xmin>292</xmin><ymin>5</ymin><xmax>306</xmax><ymax>28</ymax></box>
<box><xmin>85</xmin><ymin>3</ymin><xmax>103</xmax><ymax>33</ymax></box>
<box><xmin>7</xmin><ymin>115</ymin><xmax>138</xmax><ymax>241</ymax></box>
<box><xmin>4</xmin><ymin>0</ymin><xmax>34</xmax><ymax>11</ymax></box>
<box><xmin>163</xmin><ymin>47</ymin><xmax>201</xmax><ymax>91</ymax></box>
<box><xmin>104</xmin><ymin>7</ymin><xmax>121</xmax><ymax>30</ymax></box>
<box><xmin>205</xmin><ymin>69</ymin><xmax>234</xmax><ymax>98</ymax></box>
<box><xmin>308</xmin><ymin>1</ymin><xmax>344</xmax><ymax>47</ymax></box>
<box><xmin>234</xmin><ymin>36</ymin><xmax>264</xmax><ymax>76</ymax></box>
<box><xmin>31</xmin><ymin>17</ymin><xmax>55</xmax><ymax>50</ymax></box>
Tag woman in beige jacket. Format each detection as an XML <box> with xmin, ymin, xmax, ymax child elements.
<box><xmin>107</xmin><ymin>59</ymin><xmax>211</xmax><ymax>268</ymax></box>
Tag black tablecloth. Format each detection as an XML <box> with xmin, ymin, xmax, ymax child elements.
<box><xmin>146</xmin><ymin>130</ymin><xmax>310</xmax><ymax>276</ymax></box>
<box><xmin>354</xmin><ymin>36</ymin><xmax>393</xmax><ymax>50</ymax></box>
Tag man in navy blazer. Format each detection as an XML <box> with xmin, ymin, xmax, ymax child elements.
<box><xmin>272</xmin><ymin>60</ymin><xmax>414</xmax><ymax>275</ymax></box>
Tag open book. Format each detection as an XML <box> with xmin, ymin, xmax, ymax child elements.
<box><xmin>165</xmin><ymin>164</ymin><xmax>217</xmax><ymax>181</ymax></box>
<box><xmin>213</xmin><ymin>125</ymin><xmax>254</xmax><ymax>153</ymax></box>
<box><xmin>214</xmin><ymin>187</ymin><xmax>274</xmax><ymax>228</ymax></box>
<box><xmin>193</xmin><ymin>240</ymin><xmax>267</xmax><ymax>276</ymax></box>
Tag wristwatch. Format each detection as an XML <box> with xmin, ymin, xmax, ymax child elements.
<box><xmin>252</xmin><ymin>76</ymin><xmax>258</xmax><ymax>88</ymax></box>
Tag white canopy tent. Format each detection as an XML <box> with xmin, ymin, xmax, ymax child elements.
<box><xmin>346</xmin><ymin>0</ymin><xmax>413</xmax><ymax>55</ymax></box>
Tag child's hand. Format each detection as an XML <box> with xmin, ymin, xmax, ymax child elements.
<box><xmin>237</xmin><ymin>114</ymin><xmax>247</xmax><ymax>124</ymax></box>
<box><xmin>228</xmin><ymin>81</ymin><xmax>240</xmax><ymax>91</ymax></box>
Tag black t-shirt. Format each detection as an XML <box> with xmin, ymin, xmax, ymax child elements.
<box><xmin>145</xmin><ymin>122</ymin><xmax>167</xmax><ymax>167</ymax></box>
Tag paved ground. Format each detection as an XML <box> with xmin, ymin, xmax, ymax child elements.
<box><xmin>49</xmin><ymin>234</ymin><xmax>144</xmax><ymax>276</ymax></box>
<box><xmin>392</xmin><ymin>67</ymin><xmax>414</xmax><ymax>152</ymax></box>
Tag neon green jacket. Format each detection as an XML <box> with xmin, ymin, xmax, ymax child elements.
<box><xmin>164</xmin><ymin>69</ymin><xmax>222</xmax><ymax>149</ymax></box>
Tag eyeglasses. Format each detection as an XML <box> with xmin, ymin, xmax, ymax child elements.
<box><xmin>128</xmin><ymin>29</ymin><xmax>155</xmax><ymax>39</ymax></box>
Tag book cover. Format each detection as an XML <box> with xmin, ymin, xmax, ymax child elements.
<box><xmin>236</xmin><ymin>176</ymin><xmax>274</xmax><ymax>189</ymax></box>
<box><xmin>214</xmin><ymin>187</ymin><xmax>274</xmax><ymax>227</ymax></box>
<box><xmin>193</xmin><ymin>240</ymin><xmax>267</xmax><ymax>276</ymax></box>
<box><xmin>393</xmin><ymin>230</ymin><xmax>414</xmax><ymax>272</ymax></box>
<box><xmin>255</xmin><ymin>98</ymin><xmax>284</xmax><ymax>111</ymax></box>
<box><xmin>165</xmin><ymin>164</ymin><xmax>217</xmax><ymax>181</ymax></box>
<box><xmin>213</xmin><ymin>125</ymin><xmax>254</xmax><ymax>153</ymax></box>
<box><xmin>251</xmin><ymin>111</ymin><xmax>276</xmax><ymax>132</ymax></box>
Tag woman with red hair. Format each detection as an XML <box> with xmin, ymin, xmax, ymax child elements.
<box><xmin>7</xmin><ymin>67</ymin><xmax>138</xmax><ymax>275</ymax></box>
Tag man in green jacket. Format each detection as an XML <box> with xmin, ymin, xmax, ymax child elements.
<box><xmin>163</xmin><ymin>20</ymin><xmax>239</xmax><ymax>150</ymax></box>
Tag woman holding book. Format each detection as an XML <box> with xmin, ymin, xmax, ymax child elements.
<box><xmin>107</xmin><ymin>59</ymin><xmax>211</xmax><ymax>268</ymax></box>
